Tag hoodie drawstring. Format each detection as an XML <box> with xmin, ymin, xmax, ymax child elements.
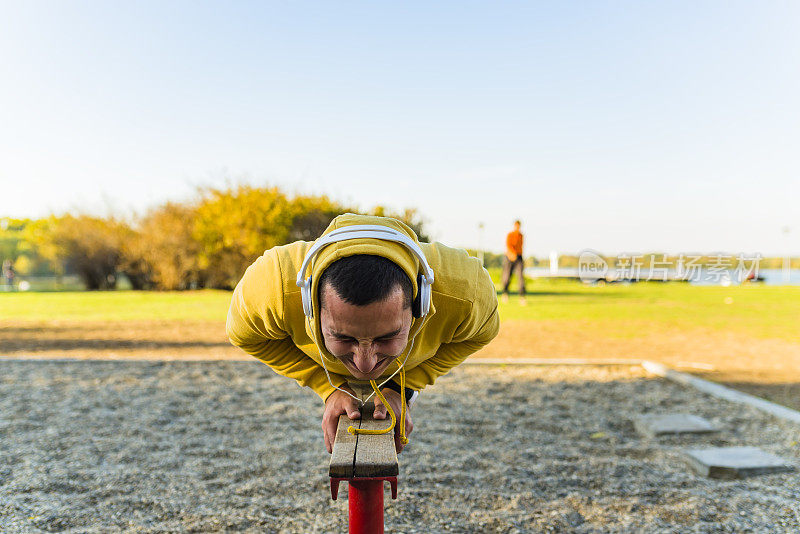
<box><xmin>347</xmin><ymin>362</ymin><xmax>409</xmax><ymax>445</ymax></box>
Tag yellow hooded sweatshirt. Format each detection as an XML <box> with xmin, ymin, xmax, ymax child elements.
<box><xmin>226</xmin><ymin>213</ymin><xmax>499</xmax><ymax>402</ymax></box>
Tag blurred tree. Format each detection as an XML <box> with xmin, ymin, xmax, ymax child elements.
<box><xmin>22</xmin><ymin>218</ymin><xmax>60</xmax><ymax>280</ymax></box>
<box><xmin>0</xmin><ymin>218</ymin><xmax>24</xmax><ymax>272</ymax></box>
<box><xmin>288</xmin><ymin>194</ymin><xmax>348</xmax><ymax>242</ymax></box>
<box><xmin>11</xmin><ymin>185</ymin><xmax>435</xmax><ymax>291</ymax></box>
<box><xmin>0</xmin><ymin>218</ymin><xmax>19</xmax><ymax>262</ymax></box>
<box><xmin>12</xmin><ymin>255</ymin><xmax>34</xmax><ymax>275</ymax></box>
<box><xmin>0</xmin><ymin>218</ymin><xmax>52</xmax><ymax>276</ymax></box>
<box><xmin>128</xmin><ymin>202</ymin><xmax>203</xmax><ymax>290</ymax></box>
<box><xmin>21</xmin><ymin>218</ymin><xmax>65</xmax><ymax>279</ymax></box>
<box><xmin>26</xmin><ymin>215</ymin><xmax>126</xmax><ymax>290</ymax></box>
<box><xmin>193</xmin><ymin>185</ymin><xmax>294</xmax><ymax>289</ymax></box>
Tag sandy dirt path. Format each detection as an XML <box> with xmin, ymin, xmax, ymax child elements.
<box><xmin>1</xmin><ymin>361</ymin><xmax>799</xmax><ymax>532</ymax></box>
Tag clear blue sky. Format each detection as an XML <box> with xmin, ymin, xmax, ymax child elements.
<box><xmin>1</xmin><ymin>1</ymin><xmax>798</xmax><ymax>256</ymax></box>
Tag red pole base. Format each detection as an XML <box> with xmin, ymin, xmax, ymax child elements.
<box><xmin>349</xmin><ymin>479</ymin><xmax>383</xmax><ymax>534</ymax></box>
<box><xmin>330</xmin><ymin>477</ymin><xmax>398</xmax><ymax>534</ymax></box>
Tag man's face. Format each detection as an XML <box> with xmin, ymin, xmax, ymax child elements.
<box><xmin>319</xmin><ymin>284</ymin><xmax>412</xmax><ymax>380</ymax></box>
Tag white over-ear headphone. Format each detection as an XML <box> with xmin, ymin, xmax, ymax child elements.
<box><xmin>296</xmin><ymin>225</ymin><xmax>434</xmax><ymax>319</ymax></box>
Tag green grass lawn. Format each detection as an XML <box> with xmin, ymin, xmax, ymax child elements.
<box><xmin>2</xmin><ymin>277</ymin><xmax>798</xmax><ymax>343</ymax></box>
<box><xmin>496</xmin><ymin>278</ymin><xmax>800</xmax><ymax>342</ymax></box>
<box><xmin>0</xmin><ymin>290</ymin><xmax>232</xmax><ymax>322</ymax></box>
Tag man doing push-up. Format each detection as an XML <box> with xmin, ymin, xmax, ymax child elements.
<box><xmin>226</xmin><ymin>213</ymin><xmax>499</xmax><ymax>453</ymax></box>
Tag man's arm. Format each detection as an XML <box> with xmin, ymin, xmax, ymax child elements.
<box><xmin>401</xmin><ymin>311</ymin><xmax>499</xmax><ymax>391</ymax></box>
<box><xmin>226</xmin><ymin>249</ymin><xmax>349</xmax><ymax>402</ymax></box>
<box><xmin>232</xmin><ymin>337</ymin><xmax>350</xmax><ymax>401</ymax></box>
<box><xmin>402</xmin><ymin>263</ymin><xmax>500</xmax><ymax>391</ymax></box>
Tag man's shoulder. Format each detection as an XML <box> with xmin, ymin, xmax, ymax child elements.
<box><xmin>421</xmin><ymin>242</ymin><xmax>490</xmax><ymax>296</ymax></box>
<box><xmin>237</xmin><ymin>241</ymin><xmax>313</xmax><ymax>301</ymax></box>
<box><xmin>254</xmin><ymin>240</ymin><xmax>312</xmax><ymax>273</ymax></box>
<box><xmin>270</xmin><ymin>240</ymin><xmax>312</xmax><ymax>269</ymax></box>
<box><xmin>421</xmin><ymin>240</ymin><xmax>477</xmax><ymax>266</ymax></box>
<box><xmin>420</xmin><ymin>242</ymin><xmax>499</xmax><ymax>341</ymax></box>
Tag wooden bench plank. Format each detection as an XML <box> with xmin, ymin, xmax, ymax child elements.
<box><xmin>329</xmin><ymin>414</ymin><xmax>360</xmax><ymax>478</ymax></box>
<box><xmin>329</xmin><ymin>396</ymin><xmax>400</xmax><ymax>479</ymax></box>
<box><xmin>353</xmin><ymin>401</ymin><xmax>399</xmax><ymax>478</ymax></box>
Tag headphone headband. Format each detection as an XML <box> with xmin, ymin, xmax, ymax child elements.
<box><xmin>296</xmin><ymin>225</ymin><xmax>434</xmax><ymax>318</ymax></box>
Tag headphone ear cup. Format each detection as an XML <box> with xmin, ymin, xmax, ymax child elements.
<box><xmin>421</xmin><ymin>279</ymin><xmax>431</xmax><ymax>316</ymax></box>
<box><xmin>412</xmin><ymin>273</ymin><xmax>424</xmax><ymax>318</ymax></box>
<box><xmin>302</xmin><ymin>276</ymin><xmax>314</xmax><ymax>318</ymax></box>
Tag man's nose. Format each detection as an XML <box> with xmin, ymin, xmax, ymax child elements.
<box><xmin>352</xmin><ymin>343</ymin><xmax>377</xmax><ymax>373</ymax></box>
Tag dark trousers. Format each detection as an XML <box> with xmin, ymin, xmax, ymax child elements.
<box><xmin>502</xmin><ymin>256</ymin><xmax>525</xmax><ymax>296</ymax></box>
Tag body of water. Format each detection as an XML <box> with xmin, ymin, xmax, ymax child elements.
<box><xmin>524</xmin><ymin>267</ymin><xmax>800</xmax><ymax>286</ymax></box>
<box><xmin>690</xmin><ymin>268</ymin><xmax>800</xmax><ymax>286</ymax></box>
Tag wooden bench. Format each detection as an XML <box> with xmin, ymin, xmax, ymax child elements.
<box><xmin>329</xmin><ymin>400</ymin><xmax>399</xmax><ymax>479</ymax></box>
<box><xmin>328</xmin><ymin>393</ymin><xmax>401</xmax><ymax>532</ymax></box>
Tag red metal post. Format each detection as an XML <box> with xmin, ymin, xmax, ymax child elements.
<box><xmin>348</xmin><ymin>479</ymin><xmax>384</xmax><ymax>534</ymax></box>
<box><xmin>330</xmin><ymin>477</ymin><xmax>398</xmax><ymax>534</ymax></box>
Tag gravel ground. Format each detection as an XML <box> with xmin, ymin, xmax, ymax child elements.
<box><xmin>1</xmin><ymin>361</ymin><xmax>799</xmax><ymax>533</ymax></box>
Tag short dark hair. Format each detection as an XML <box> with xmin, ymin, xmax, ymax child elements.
<box><xmin>318</xmin><ymin>255</ymin><xmax>413</xmax><ymax>309</ymax></box>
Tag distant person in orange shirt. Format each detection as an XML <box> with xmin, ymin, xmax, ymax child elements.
<box><xmin>502</xmin><ymin>220</ymin><xmax>526</xmax><ymax>304</ymax></box>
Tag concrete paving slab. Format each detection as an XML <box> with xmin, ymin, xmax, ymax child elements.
<box><xmin>684</xmin><ymin>446</ymin><xmax>795</xmax><ymax>479</ymax></box>
<box><xmin>634</xmin><ymin>413</ymin><xmax>718</xmax><ymax>437</ymax></box>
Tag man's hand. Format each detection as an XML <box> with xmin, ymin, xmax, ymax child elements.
<box><xmin>373</xmin><ymin>388</ymin><xmax>414</xmax><ymax>454</ymax></box>
<box><xmin>322</xmin><ymin>387</ymin><xmax>361</xmax><ymax>454</ymax></box>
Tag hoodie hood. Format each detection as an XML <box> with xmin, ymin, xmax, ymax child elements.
<box><xmin>303</xmin><ymin>213</ymin><xmax>433</xmax><ymax>364</ymax></box>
